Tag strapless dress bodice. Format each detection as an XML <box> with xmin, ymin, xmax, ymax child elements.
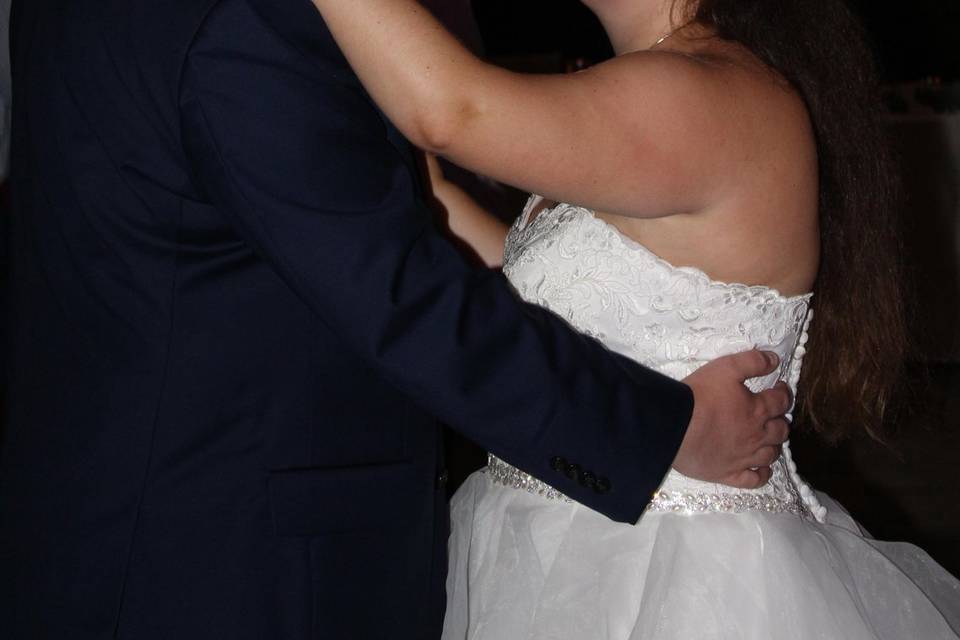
<box><xmin>490</xmin><ymin>197</ymin><xmax>825</xmax><ymax>521</ymax></box>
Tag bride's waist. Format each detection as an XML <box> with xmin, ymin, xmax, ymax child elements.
<box><xmin>485</xmin><ymin>454</ymin><xmax>813</xmax><ymax>518</ymax></box>
<box><xmin>652</xmin><ymin>467</ymin><xmax>806</xmax><ymax>515</ymax></box>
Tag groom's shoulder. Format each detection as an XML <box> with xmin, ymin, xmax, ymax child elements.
<box><xmin>108</xmin><ymin>0</ymin><xmax>221</xmax><ymax>47</ymax></box>
<box><xmin>96</xmin><ymin>0</ymin><xmax>336</xmax><ymax>61</ymax></box>
<box><xmin>185</xmin><ymin>0</ymin><xmax>344</xmax><ymax>66</ymax></box>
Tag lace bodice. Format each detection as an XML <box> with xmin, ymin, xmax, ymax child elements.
<box><xmin>490</xmin><ymin>197</ymin><xmax>826</xmax><ymax>521</ymax></box>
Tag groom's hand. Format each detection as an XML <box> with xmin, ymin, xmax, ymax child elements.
<box><xmin>675</xmin><ymin>350</ymin><xmax>792</xmax><ymax>489</ymax></box>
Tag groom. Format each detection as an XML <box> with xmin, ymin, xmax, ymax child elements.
<box><xmin>0</xmin><ymin>0</ymin><xmax>791</xmax><ymax>638</ymax></box>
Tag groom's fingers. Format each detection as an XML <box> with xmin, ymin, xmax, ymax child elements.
<box><xmin>677</xmin><ymin>351</ymin><xmax>794</xmax><ymax>487</ymax></box>
<box><xmin>725</xmin><ymin>466</ymin><xmax>773</xmax><ymax>490</ymax></box>
<box><xmin>757</xmin><ymin>382</ymin><xmax>793</xmax><ymax>421</ymax></box>
<box><xmin>760</xmin><ymin>418</ymin><xmax>790</xmax><ymax>448</ymax></box>
<box><xmin>747</xmin><ymin>445</ymin><xmax>782</xmax><ymax>469</ymax></box>
<box><xmin>728</xmin><ymin>349</ymin><xmax>780</xmax><ymax>380</ymax></box>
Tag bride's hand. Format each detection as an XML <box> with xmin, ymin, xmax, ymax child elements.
<box><xmin>676</xmin><ymin>350</ymin><xmax>792</xmax><ymax>488</ymax></box>
<box><xmin>421</xmin><ymin>153</ymin><xmax>509</xmax><ymax>268</ymax></box>
<box><xmin>424</xmin><ymin>153</ymin><xmax>445</xmax><ymax>184</ymax></box>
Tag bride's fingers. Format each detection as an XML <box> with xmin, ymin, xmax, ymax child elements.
<box><xmin>424</xmin><ymin>152</ymin><xmax>444</xmax><ymax>181</ymax></box>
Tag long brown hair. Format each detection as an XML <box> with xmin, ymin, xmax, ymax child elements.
<box><xmin>680</xmin><ymin>0</ymin><xmax>908</xmax><ymax>441</ymax></box>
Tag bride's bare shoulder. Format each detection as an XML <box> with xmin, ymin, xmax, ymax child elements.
<box><xmin>611</xmin><ymin>39</ymin><xmax>813</xmax><ymax>141</ymax></box>
<box><xmin>601</xmin><ymin>41</ymin><xmax>819</xmax><ymax>293</ymax></box>
<box><xmin>610</xmin><ymin>37</ymin><xmax>816</xmax><ymax>197</ymax></box>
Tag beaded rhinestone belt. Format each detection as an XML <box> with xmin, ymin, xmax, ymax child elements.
<box><xmin>485</xmin><ymin>454</ymin><xmax>816</xmax><ymax>518</ymax></box>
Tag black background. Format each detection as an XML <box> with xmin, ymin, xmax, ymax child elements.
<box><xmin>474</xmin><ymin>0</ymin><xmax>960</xmax><ymax>81</ymax></box>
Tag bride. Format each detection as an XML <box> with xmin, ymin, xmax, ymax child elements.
<box><xmin>309</xmin><ymin>0</ymin><xmax>960</xmax><ymax>636</ymax></box>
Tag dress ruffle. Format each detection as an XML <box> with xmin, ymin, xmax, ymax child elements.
<box><xmin>442</xmin><ymin>472</ymin><xmax>960</xmax><ymax>640</ymax></box>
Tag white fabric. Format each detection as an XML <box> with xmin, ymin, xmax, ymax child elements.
<box><xmin>495</xmin><ymin>198</ymin><xmax>823</xmax><ymax>521</ymax></box>
<box><xmin>442</xmin><ymin>198</ymin><xmax>960</xmax><ymax>639</ymax></box>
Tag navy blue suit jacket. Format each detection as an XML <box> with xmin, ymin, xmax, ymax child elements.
<box><xmin>0</xmin><ymin>0</ymin><xmax>693</xmax><ymax>638</ymax></box>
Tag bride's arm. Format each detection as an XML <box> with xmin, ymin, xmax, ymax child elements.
<box><xmin>309</xmin><ymin>0</ymin><xmax>740</xmax><ymax>219</ymax></box>
<box><xmin>425</xmin><ymin>155</ymin><xmax>509</xmax><ymax>269</ymax></box>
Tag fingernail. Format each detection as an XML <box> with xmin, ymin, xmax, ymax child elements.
<box><xmin>767</xmin><ymin>352</ymin><xmax>779</xmax><ymax>367</ymax></box>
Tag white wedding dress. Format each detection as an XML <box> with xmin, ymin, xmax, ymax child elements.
<box><xmin>442</xmin><ymin>197</ymin><xmax>960</xmax><ymax>640</ymax></box>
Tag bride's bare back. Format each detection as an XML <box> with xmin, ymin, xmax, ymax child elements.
<box><xmin>590</xmin><ymin>36</ymin><xmax>821</xmax><ymax>298</ymax></box>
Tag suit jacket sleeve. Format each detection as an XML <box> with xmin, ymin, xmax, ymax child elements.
<box><xmin>178</xmin><ymin>0</ymin><xmax>693</xmax><ymax>524</ymax></box>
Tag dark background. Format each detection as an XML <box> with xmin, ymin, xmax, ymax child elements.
<box><xmin>443</xmin><ymin>0</ymin><xmax>960</xmax><ymax>577</ymax></box>
<box><xmin>473</xmin><ymin>0</ymin><xmax>960</xmax><ymax>81</ymax></box>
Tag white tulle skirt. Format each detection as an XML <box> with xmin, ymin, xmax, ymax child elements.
<box><xmin>442</xmin><ymin>471</ymin><xmax>960</xmax><ymax>640</ymax></box>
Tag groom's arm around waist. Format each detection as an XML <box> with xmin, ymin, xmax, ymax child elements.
<box><xmin>178</xmin><ymin>0</ymin><xmax>692</xmax><ymax>523</ymax></box>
